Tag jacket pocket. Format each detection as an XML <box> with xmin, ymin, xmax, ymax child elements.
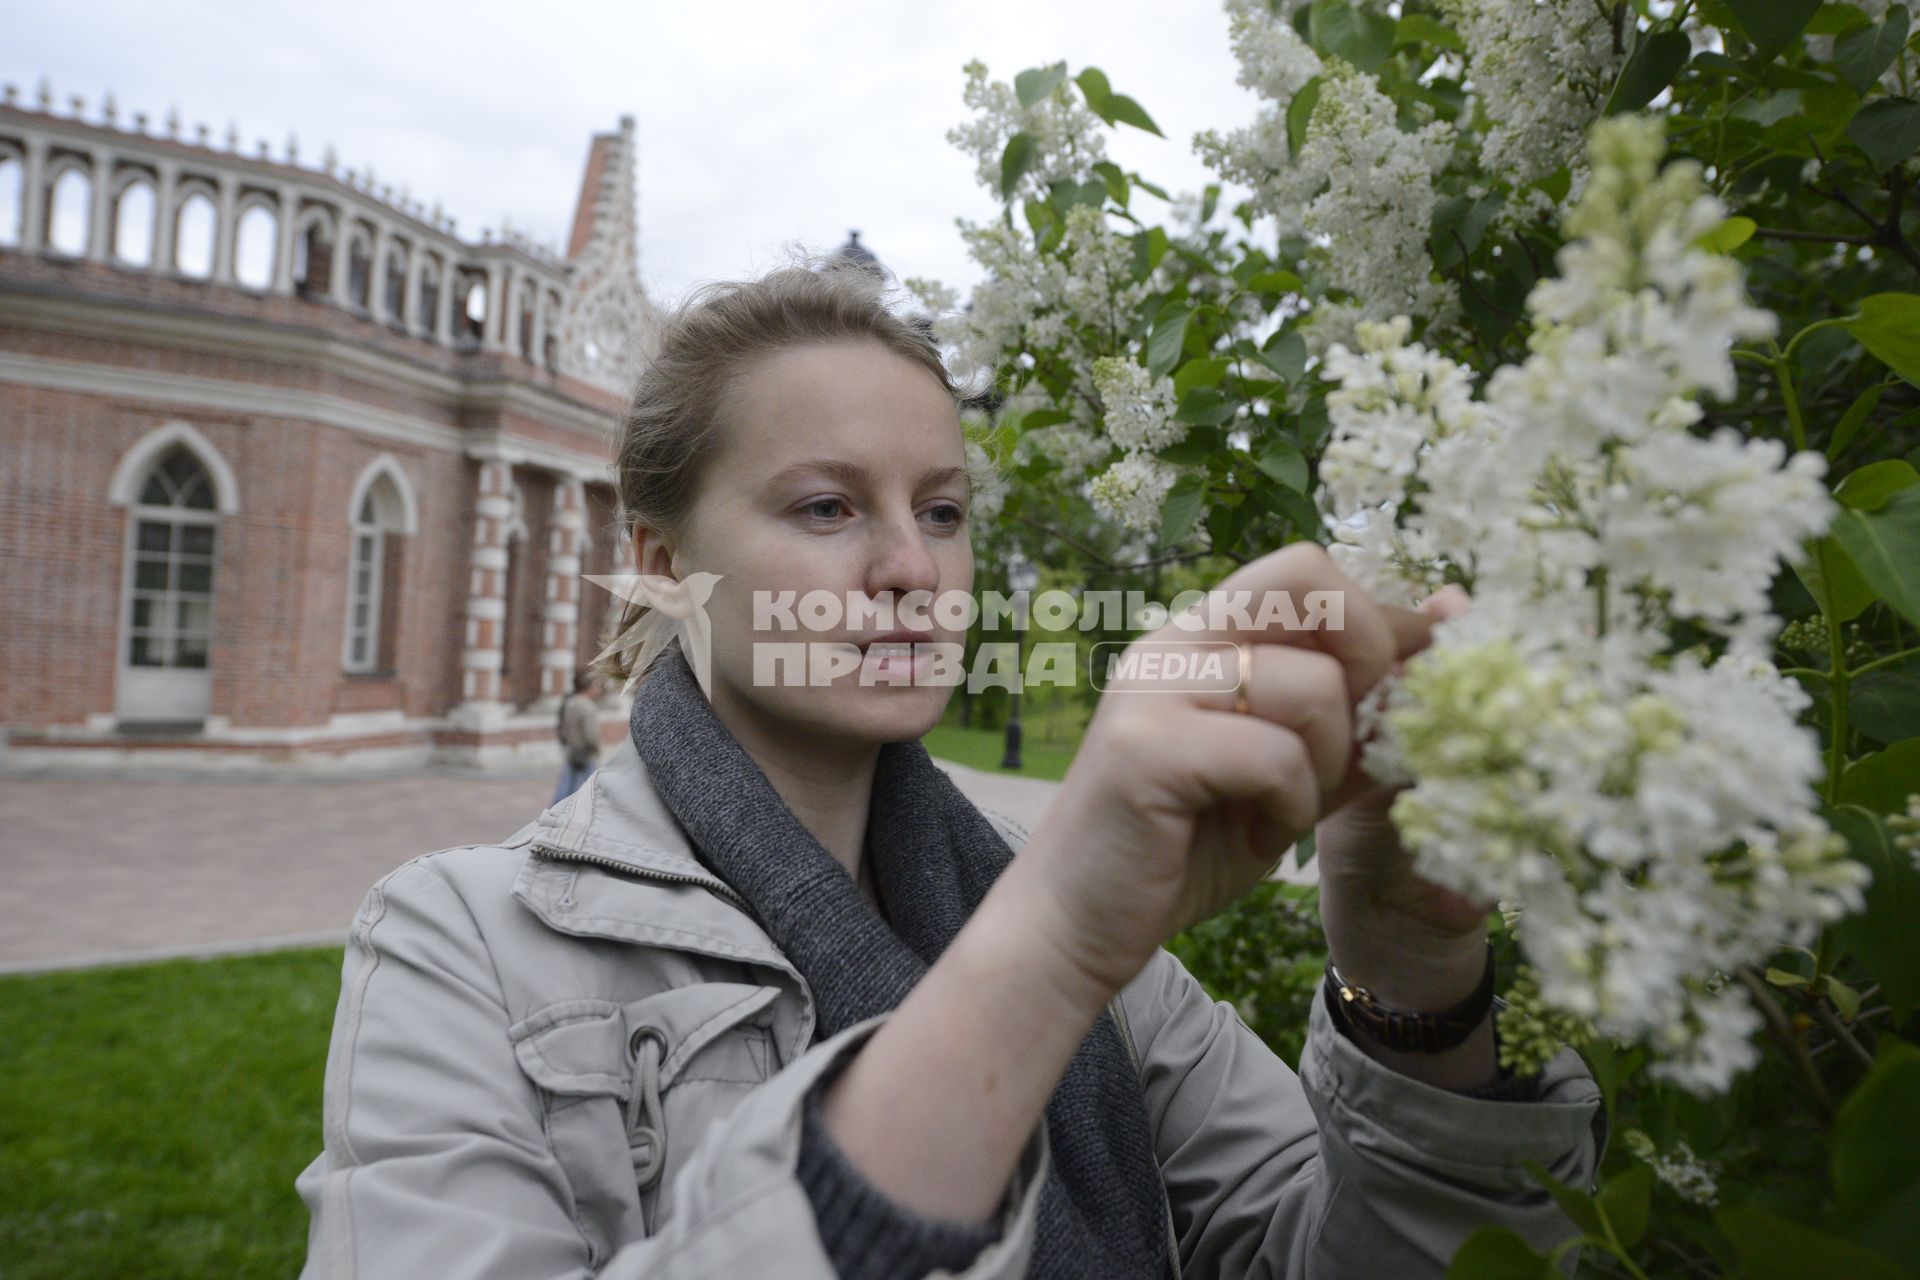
<box><xmin>508</xmin><ymin>982</ymin><xmax>783</xmax><ymax>1260</ymax></box>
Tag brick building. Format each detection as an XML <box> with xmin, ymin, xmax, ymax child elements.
<box><xmin>0</xmin><ymin>83</ymin><xmax>652</xmax><ymax>768</ymax></box>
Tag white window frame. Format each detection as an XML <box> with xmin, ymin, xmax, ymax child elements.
<box><xmin>342</xmin><ymin>517</ymin><xmax>386</xmax><ymax>673</ymax></box>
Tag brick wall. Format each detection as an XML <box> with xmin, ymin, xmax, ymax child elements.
<box><xmin>0</xmin><ymin>259</ymin><xmax>623</xmax><ymax>742</ymax></box>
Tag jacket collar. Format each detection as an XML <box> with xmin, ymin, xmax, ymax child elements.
<box><xmin>514</xmin><ymin>734</ymin><xmax>788</xmax><ymax>965</ymax></box>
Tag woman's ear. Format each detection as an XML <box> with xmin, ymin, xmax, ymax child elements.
<box><xmin>631</xmin><ymin>524</ymin><xmax>664</xmax><ymax>576</ymax></box>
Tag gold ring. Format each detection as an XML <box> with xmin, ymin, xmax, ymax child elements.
<box><xmin>1232</xmin><ymin>643</ymin><xmax>1251</xmax><ymax>715</ymax></box>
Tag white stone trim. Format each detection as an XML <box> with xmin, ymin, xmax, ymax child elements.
<box><xmin>105</xmin><ymin>419</ymin><xmax>242</xmax><ymax>514</ymax></box>
<box><xmin>345</xmin><ymin>453</ymin><xmax>421</xmax><ymax>535</ymax></box>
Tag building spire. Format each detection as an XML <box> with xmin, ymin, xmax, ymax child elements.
<box><xmin>556</xmin><ymin>115</ymin><xmax>652</xmax><ymax>393</ymax></box>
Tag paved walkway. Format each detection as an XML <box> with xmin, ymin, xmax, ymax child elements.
<box><xmin>0</xmin><ymin>755</ymin><xmax>1306</xmax><ymax>974</ymax></box>
<box><xmin>0</xmin><ymin>756</ymin><xmax>1068</xmax><ymax>973</ymax></box>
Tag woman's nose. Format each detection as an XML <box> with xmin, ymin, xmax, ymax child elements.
<box><xmin>864</xmin><ymin>507</ymin><xmax>941</xmax><ymax>597</ymax></box>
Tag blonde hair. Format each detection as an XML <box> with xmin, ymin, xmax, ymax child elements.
<box><xmin>593</xmin><ymin>251</ymin><xmax>998</xmax><ymax>692</ymax></box>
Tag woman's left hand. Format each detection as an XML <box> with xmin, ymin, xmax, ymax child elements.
<box><xmin>1313</xmin><ymin>584</ymin><xmax>1493</xmax><ymax>1016</ymax></box>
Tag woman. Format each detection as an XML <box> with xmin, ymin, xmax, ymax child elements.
<box><xmin>294</xmin><ymin>260</ymin><xmax>1603</xmax><ymax>1279</ymax></box>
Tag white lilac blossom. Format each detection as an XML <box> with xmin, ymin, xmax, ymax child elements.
<box><xmin>1440</xmin><ymin>0</ymin><xmax>1624</xmax><ymax>192</ymax></box>
<box><xmin>1320</xmin><ymin>116</ymin><xmax>1867</xmax><ymax>1094</ymax></box>
<box><xmin>1091</xmin><ymin>356</ymin><xmax>1184</xmax><ymax>452</ymax></box>
<box><xmin>1194</xmin><ymin>6</ymin><xmax>1456</xmax><ymax>348</ymax></box>
<box><xmin>1892</xmin><ymin>795</ymin><xmax>1920</xmax><ymax>871</ymax></box>
<box><xmin>1016</xmin><ymin>423</ymin><xmax>1113</xmax><ymax>480</ymax></box>
<box><xmin>1088</xmin><ymin>453</ymin><xmax>1180</xmax><ymax>533</ymax></box>
<box><xmin>1291</xmin><ymin>62</ymin><xmax>1459</xmax><ymax>349</ymax></box>
<box><xmin>945</xmin><ymin>58</ymin><xmax>1111</xmax><ymax>204</ymax></box>
<box><xmin>934</xmin><ymin>202</ymin><xmax>1154</xmax><ymax>386</ymax></box>
<box><xmin>961</xmin><ymin>422</ymin><xmax>1008</xmax><ymax>523</ymax></box>
<box><xmin>1623</xmin><ymin>1130</ymin><xmax>1722</xmax><ymax>1207</ymax></box>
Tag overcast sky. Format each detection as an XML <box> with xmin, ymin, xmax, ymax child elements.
<box><xmin>7</xmin><ymin>0</ymin><xmax>1262</xmax><ymax>308</ymax></box>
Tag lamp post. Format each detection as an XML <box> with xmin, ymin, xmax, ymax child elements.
<box><xmin>1000</xmin><ymin>560</ymin><xmax>1040</xmax><ymax>770</ymax></box>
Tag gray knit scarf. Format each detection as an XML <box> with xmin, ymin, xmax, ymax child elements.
<box><xmin>629</xmin><ymin>640</ymin><xmax>1171</xmax><ymax>1279</ymax></box>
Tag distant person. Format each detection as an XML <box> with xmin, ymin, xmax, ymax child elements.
<box><xmin>552</xmin><ymin>671</ymin><xmax>602</xmax><ymax>803</ymax></box>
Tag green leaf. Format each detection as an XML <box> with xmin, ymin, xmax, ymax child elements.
<box><xmin>1596</xmin><ymin>1164</ymin><xmax>1655</xmax><ymax>1248</ymax></box>
<box><xmin>1836</xmin><ymin>460</ymin><xmax>1920</xmax><ymax>511</ymax></box>
<box><xmin>1824</xmin><ymin>974</ymin><xmax>1863</xmax><ymax>1020</ymax></box>
<box><xmin>1431</xmin><ymin>194</ymin><xmax>1502</xmax><ymax>270</ymax></box>
<box><xmin>1831</xmin><ymin>486</ymin><xmax>1920</xmax><ymax>626</ymax></box>
<box><xmin>1000</xmin><ymin>133</ymin><xmax>1036</xmax><ymax>201</ymax></box>
<box><xmin>1074</xmin><ymin>66</ymin><xmax>1112</xmax><ymax>107</ymax></box>
<box><xmin>1146</xmin><ymin>304</ymin><xmax>1193</xmax><ymax>381</ymax></box>
<box><xmin>1159</xmin><ymin>472</ymin><xmax>1207</xmax><ymax>543</ymax></box>
<box><xmin>1726</xmin><ymin>0</ymin><xmax>1822</xmax><ymax>59</ymax></box>
<box><xmin>1607</xmin><ymin>29</ymin><xmax>1693</xmax><ymax>113</ymax></box>
<box><xmin>1308</xmin><ymin>0</ymin><xmax>1397</xmax><ymax>72</ymax></box>
<box><xmin>1765</xmin><ymin>966</ymin><xmax>1813</xmax><ymax>986</ymax></box>
<box><xmin>1693</xmin><ymin>215</ymin><xmax>1758</xmax><ymax>253</ymax></box>
<box><xmin>1287</xmin><ymin>77</ymin><xmax>1324</xmax><ymax>155</ymax></box>
<box><xmin>1173</xmin><ymin>390</ymin><xmax>1238</xmax><ymax>427</ymax></box>
<box><xmin>1847</xmin><ymin>96</ymin><xmax>1920</xmax><ymax>171</ymax></box>
<box><xmin>1830</xmin><ymin>383</ymin><xmax>1888</xmax><ymax>460</ymax></box>
<box><xmin>1795</xmin><ymin>536</ymin><xmax>1877</xmax><ymax>623</ymax></box>
<box><xmin>1716</xmin><ymin>1206</ymin><xmax>1910</xmax><ymax>1280</ymax></box>
<box><xmin>1091</xmin><ymin>161</ymin><xmax>1130</xmax><ymax>208</ymax></box>
<box><xmin>1849</xmin><ymin>294</ymin><xmax>1920</xmax><ymax>386</ymax></box>
<box><xmin>1836</xmin><ymin>6</ymin><xmax>1911</xmax><ymax>94</ymax></box>
<box><xmin>1256</xmin><ymin>437</ymin><xmax>1309</xmax><ymax>492</ymax></box>
<box><xmin>1445</xmin><ymin>1226</ymin><xmax>1556</xmax><ymax>1280</ymax></box>
<box><xmin>1247</xmin><ymin>270</ymin><xmax>1304</xmax><ymax>295</ymax></box>
<box><xmin>1840</xmin><ymin>739</ymin><xmax>1920</xmax><ymax>812</ymax></box>
<box><xmin>1850</xmin><ymin>656</ymin><xmax>1920</xmax><ymax>745</ymax></box>
<box><xmin>1102</xmin><ymin>93</ymin><xmax>1164</xmax><ymax>137</ymax></box>
<box><xmin>1158</xmin><ymin>426</ymin><xmax>1225</xmax><ymax>465</ymax></box>
<box><xmin>1260</xmin><ymin>330</ymin><xmax>1309</xmax><ymax>383</ymax></box>
<box><xmin>1830</xmin><ymin>804</ymin><xmax>1920</xmax><ymax>1019</ymax></box>
<box><xmin>1521</xmin><ymin>1159</ymin><xmax>1603</xmax><ymax>1237</ymax></box>
<box><xmin>1173</xmin><ymin>357</ymin><xmax>1231</xmax><ymax>398</ymax></box>
<box><xmin>1130</xmin><ymin>226</ymin><xmax>1170</xmax><ymax>281</ymax></box>
<box><xmin>1831</xmin><ymin>1036</ymin><xmax>1920</xmax><ymax>1267</ymax></box>
<box><xmin>1014</xmin><ymin>61</ymin><xmax>1068</xmax><ymax>109</ymax></box>
<box><xmin>1394</xmin><ymin>12</ymin><xmax>1463</xmax><ymax>52</ymax></box>
<box><xmin>1734</xmin><ymin>88</ymin><xmax>1806</xmax><ymax>126</ymax></box>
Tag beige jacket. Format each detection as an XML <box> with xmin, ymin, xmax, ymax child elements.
<box><xmin>294</xmin><ymin>735</ymin><xmax>1605</xmax><ymax>1278</ymax></box>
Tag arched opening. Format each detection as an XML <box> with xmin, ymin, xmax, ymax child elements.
<box><xmin>457</xmin><ymin>269</ymin><xmax>487</xmax><ymax>349</ymax></box>
<box><xmin>544</xmin><ymin>292</ymin><xmax>563</xmax><ymax>370</ymax></box>
<box><xmin>344</xmin><ymin>470</ymin><xmax>411</xmax><ymax>673</ymax></box>
<box><xmin>47</xmin><ymin>166</ymin><xmax>91</xmax><ymax>256</ymax></box>
<box><xmin>120</xmin><ymin>443</ymin><xmax>223</xmax><ymax>725</ymax></box>
<box><xmin>234</xmin><ymin>203</ymin><xmax>277</xmax><ymax>290</ymax></box>
<box><xmin>0</xmin><ymin>155</ymin><xmax>20</xmax><ymax>246</ymax></box>
<box><xmin>418</xmin><ymin>266</ymin><xmax>442</xmax><ymax>339</ymax></box>
<box><xmin>345</xmin><ymin>228</ymin><xmax>373</xmax><ymax>311</ymax></box>
<box><xmin>383</xmin><ymin>248</ymin><xmax>408</xmax><ymax>327</ymax></box>
<box><xmin>293</xmin><ymin>215</ymin><xmax>333</xmax><ymax>298</ymax></box>
<box><xmin>174</xmin><ymin>191</ymin><xmax>217</xmax><ymax>279</ymax></box>
<box><xmin>112</xmin><ymin>179</ymin><xmax>155</xmax><ymax>266</ymax></box>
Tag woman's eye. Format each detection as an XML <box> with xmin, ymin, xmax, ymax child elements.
<box><xmin>803</xmin><ymin>498</ymin><xmax>846</xmax><ymax>520</ymax></box>
<box><xmin>924</xmin><ymin>503</ymin><xmax>965</xmax><ymax>528</ymax></box>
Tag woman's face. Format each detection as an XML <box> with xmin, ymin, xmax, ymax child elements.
<box><xmin>660</xmin><ymin>338</ymin><xmax>976</xmax><ymax>748</ymax></box>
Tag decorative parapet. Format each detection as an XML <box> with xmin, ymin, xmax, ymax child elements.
<box><xmin>0</xmin><ymin>80</ymin><xmax>649</xmax><ymax>388</ymax></box>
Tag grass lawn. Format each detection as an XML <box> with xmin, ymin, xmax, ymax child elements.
<box><xmin>0</xmin><ymin>948</ymin><xmax>342</xmax><ymax>1280</ymax></box>
<box><xmin>921</xmin><ymin>720</ymin><xmax>1080</xmax><ymax>781</ymax></box>
<box><xmin>0</xmin><ymin>711</ymin><xmax>1091</xmax><ymax>1277</ymax></box>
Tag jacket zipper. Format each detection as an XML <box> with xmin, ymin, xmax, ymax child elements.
<box><xmin>529</xmin><ymin>843</ymin><xmax>753</xmax><ymax>914</ymax></box>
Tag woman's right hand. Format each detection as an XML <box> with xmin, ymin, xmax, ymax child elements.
<box><xmin>1013</xmin><ymin>542</ymin><xmax>1431</xmax><ymax>1001</ymax></box>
